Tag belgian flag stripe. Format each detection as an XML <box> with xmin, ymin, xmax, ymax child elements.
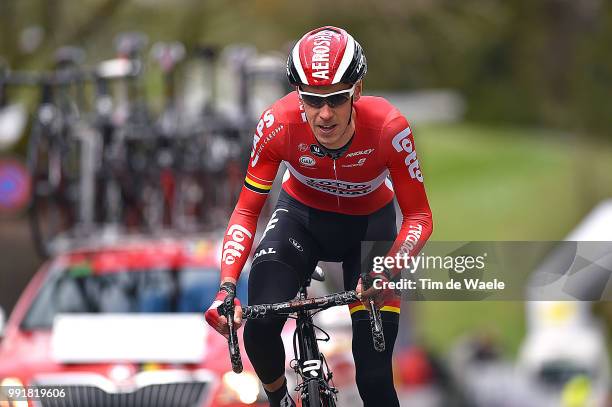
<box><xmin>348</xmin><ymin>305</ymin><xmax>401</xmax><ymax>314</ymax></box>
<box><xmin>245</xmin><ymin>176</ymin><xmax>272</xmax><ymax>194</ymax></box>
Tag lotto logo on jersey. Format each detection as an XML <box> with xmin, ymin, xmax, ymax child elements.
<box><xmin>391</xmin><ymin>127</ymin><xmax>424</xmax><ymax>182</ymax></box>
<box><xmin>222</xmin><ymin>224</ymin><xmax>253</xmax><ymax>265</ymax></box>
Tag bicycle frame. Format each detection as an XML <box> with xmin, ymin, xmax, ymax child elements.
<box><xmin>292</xmin><ymin>283</ymin><xmax>337</xmax><ymax>406</ymax></box>
<box><xmin>219</xmin><ymin>276</ymin><xmax>385</xmax><ymax>406</ymax></box>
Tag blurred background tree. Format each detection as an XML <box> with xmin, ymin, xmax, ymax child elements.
<box><xmin>2</xmin><ymin>0</ymin><xmax>610</xmax><ymax>137</ymax></box>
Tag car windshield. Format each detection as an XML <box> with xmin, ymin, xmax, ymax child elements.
<box><xmin>21</xmin><ymin>266</ymin><xmax>248</xmax><ymax>329</ymax></box>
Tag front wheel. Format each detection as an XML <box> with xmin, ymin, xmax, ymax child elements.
<box><xmin>304</xmin><ymin>379</ymin><xmax>336</xmax><ymax>407</ymax></box>
<box><xmin>305</xmin><ymin>379</ymin><xmax>321</xmax><ymax>407</ymax></box>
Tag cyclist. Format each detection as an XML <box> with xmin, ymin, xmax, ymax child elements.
<box><xmin>206</xmin><ymin>26</ymin><xmax>433</xmax><ymax>406</ymax></box>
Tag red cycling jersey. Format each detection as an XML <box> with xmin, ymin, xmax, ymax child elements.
<box><xmin>220</xmin><ymin>92</ymin><xmax>433</xmax><ymax>281</ymax></box>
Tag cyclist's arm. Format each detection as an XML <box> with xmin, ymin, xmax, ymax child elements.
<box><xmin>220</xmin><ymin>108</ymin><xmax>285</xmax><ymax>283</ymax></box>
<box><xmin>381</xmin><ymin>113</ymin><xmax>433</xmax><ymax>277</ymax></box>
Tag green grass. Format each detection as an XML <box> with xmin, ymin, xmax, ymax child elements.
<box><xmin>412</xmin><ymin>301</ymin><xmax>527</xmax><ymax>356</ymax></box>
<box><xmin>406</xmin><ymin>122</ymin><xmax>612</xmax><ymax>356</ymax></box>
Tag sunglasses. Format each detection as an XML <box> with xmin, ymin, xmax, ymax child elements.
<box><xmin>298</xmin><ymin>84</ymin><xmax>356</xmax><ymax>108</ymax></box>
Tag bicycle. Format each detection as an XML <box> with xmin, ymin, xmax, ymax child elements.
<box><xmin>17</xmin><ymin>68</ymin><xmax>83</xmax><ymax>257</ymax></box>
<box><xmin>219</xmin><ymin>269</ymin><xmax>385</xmax><ymax>407</ymax></box>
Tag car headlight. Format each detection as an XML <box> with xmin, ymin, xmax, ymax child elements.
<box><xmin>219</xmin><ymin>371</ymin><xmax>264</xmax><ymax>404</ymax></box>
<box><xmin>0</xmin><ymin>377</ymin><xmax>29</xmax><ymax>407</ymax></box>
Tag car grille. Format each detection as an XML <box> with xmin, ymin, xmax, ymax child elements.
<box><xmin>38</xmin><ymin>382</ymin><xmax>208</xmax><ymax>407</ymax></box>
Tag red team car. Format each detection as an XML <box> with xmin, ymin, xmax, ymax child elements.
<box><xmin>0</xmin><ymin>236</ymin><xmax>266</xmax><ymax>407</ymax></box>
<box><xmin>0</xmin><ymin>235</ymin><xmax>426</xmax><ymax>406</ymax></box>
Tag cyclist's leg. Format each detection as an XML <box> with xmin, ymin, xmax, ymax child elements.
<box><xmin>343</xmin><ymin>199</ymin><xmax>401</xmax><ymax>407</ymax></box>
<box><xmin>243</xmin><ymin>194</ymin><xmax>319</xmax><ymax>399</ymax></box>
<box><xmin>351</xmin><ymin>314</ymin><xmax>400</xmax><ymax>406</ymax></box>
<box><xmin>344</xmin><ymin>254</ymin><xmax>401</xmax><ymax>407</ymax></box>
<box><xmin>245</xmin><ymin>260</ymin><xmax>301</xmax><ymax>407</ymax></box>
<box><xmin>245</xmin><ymin>260</ymin><xmax>300</xmax><ymax>381</ymax></box>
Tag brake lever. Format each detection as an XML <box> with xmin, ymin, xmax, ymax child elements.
<box><xmin>218</xmin><ymin>296</ymin><xmax>243</xmax><ymax>373</ymax></box>
<box><xmin>369</xmin><ymin>298</ymin><xmax>385</xmax><ymax>352</ymax></box>
<box><xmin>361</xmin><ymin>273</ymin><xmax>386</xmax><ymax>353</ymax></box>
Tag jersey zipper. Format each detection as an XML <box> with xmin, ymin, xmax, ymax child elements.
<box><xmin>332</xmin><ymin>159</ymin><xmax>340</xmax><ymax>208</ymax></box>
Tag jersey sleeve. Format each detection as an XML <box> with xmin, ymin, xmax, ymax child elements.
<box><xmin>220</xmin><ymin>107</ymin><xmax>286</xmax><ymax>281</ymax></box>
<box><xmin>380</xmin><ymin>112</ymin><xmax>433</xmax><ymax>278</ymax></box>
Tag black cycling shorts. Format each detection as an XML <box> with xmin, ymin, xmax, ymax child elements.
<box><xmin>249</xmin><ymin>189</ymin><xmax>399</xmax><ymax>321</ymax></box>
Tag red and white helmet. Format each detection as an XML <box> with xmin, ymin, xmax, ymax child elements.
<box><xmin>287</xmin><ymin>26</ymin><xmax>367</xmax><ymax>87</ymax></box>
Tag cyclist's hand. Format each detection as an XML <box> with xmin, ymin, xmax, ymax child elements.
<box><xmin>357</xmin><ymin>269</ymin><xmax>400</xmax><ymax>310</ymax></box>
<box><xmin>356</xmin><ymin>275</ymin><xmax>387</xmax><ymax>311</ymax></box>
<box><xmin>204</xmin><ymin>282</ymin><xmax>243</xmax><ymax>339</ymax></box>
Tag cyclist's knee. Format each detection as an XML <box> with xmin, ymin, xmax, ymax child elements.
<box><xmin>243</xmin><ymin>318</ymin><xmax>287</xmax><ymax>384</ymax></box>
<box><xmin>243</xmin><ymin>316</ymin><xmax>284</xmax><ymax>345</ymax></box>
<box><xmin>243</xmin><ymin>260</ymin><xmax>298</xmax><ymax>385</ymax></box>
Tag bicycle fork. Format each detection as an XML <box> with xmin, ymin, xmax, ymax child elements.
<box><xmin>295</xmin><ymin>308</ymin><xmax>337</xmax><ymax>405</ymax></box>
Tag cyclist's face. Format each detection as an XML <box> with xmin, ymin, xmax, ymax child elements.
<box><xmin>300</xmin><ymin>81</ymin><xmax>362</xmax><ymax>149</ymax></box>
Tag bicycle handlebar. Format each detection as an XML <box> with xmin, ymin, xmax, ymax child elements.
<box><xmin>241</xmin><ymin>290</ymin><xmax>360</xmax><ymax>319</ymax></box>
<box><xmin>217</xmin><ymin>289</ymin><xmax>386</xmax><ymax>374</ymax></box>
